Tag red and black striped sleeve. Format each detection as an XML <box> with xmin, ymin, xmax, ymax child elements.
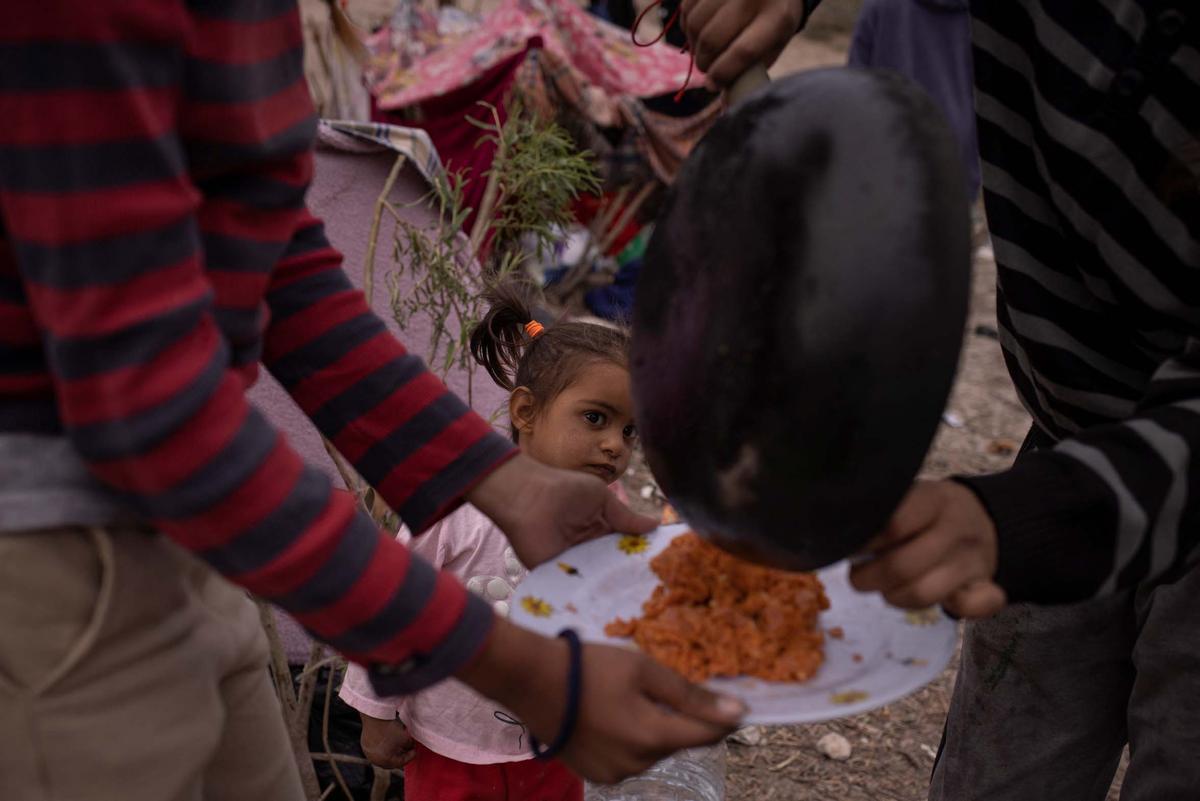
<box><xmin>262</xmin><ymin>213</ymin><xmax>516</xmax><ymax>533</ymax></box>
<box><xmin>0</xmin><ymin>0</ymin><xmax>512</xmax><ymax>690</ymax></box>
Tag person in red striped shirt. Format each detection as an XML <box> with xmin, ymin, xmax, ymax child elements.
<box><xmin>0</xmin><ymin>3</ymin><xmax>744</xmax><ymax>798</ymax></box>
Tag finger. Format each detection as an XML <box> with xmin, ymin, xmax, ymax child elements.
<box><xmin>604</xmin><ymin>494</ymin><xmax>658</xmax><ymax>535</ymax></box>
<box><xmin>851</xmin><ymin>485</ymin><xmax>944</xmax><ymax>567</ymax></box>
<box><xmin>640</xmin><ymin>659</ymin><xmax>746</xmax><ymax>726</ymax></box>
<box><xmin>680</xmin><ymin>0</ymin><xmax>726</xmax><ymax>50</ymax></box>
<box><xmin>849</xmin><ymin>520</ymin><xmax>954</xmax><ymax>594</ymax></box>
<box><xmin>703</xmin><ymin>12</ymin><xmax>792</xmax><ymax>86</ymax></box>
<box><xmin>577</xmin><ymin>754</ymin><xmax>651</xmax><ymax>787</ymax></box>
<box><xmin>882</xmin><ymin>482</ymin><xmax>947</xmax><ymax>543</ymax></box>
<box><xmin>366</xmin><ymin>751</ymin><xmax>410</xmax><ymax>770</ymax></box>
<box><xmin>944</xmin><ymin>580</ymin><xmax>1007</xmax><ymax>619</ymax></box>
<box><xmin>760</xmin><ymin>26</ymin><xmax>795</xmax><ymax>70</ymax></box>
<box><xmin>853</xmin><ymin>533</ymin><xmax>889</xmax><ymax>562</ymax></box>
<box><xmin>882</xmin><ymin>560</ymin><xmax>986</xmax><ymax>611</ymax></box>
<box><xmin>690</xmin><ymin>0</ymin><xmax>747</xmax><ymax>72</ymax></box>
<box><xmin>642</xmin><ymin>703</ymin><xmax>736</xmax><ymax>756</ymax></box>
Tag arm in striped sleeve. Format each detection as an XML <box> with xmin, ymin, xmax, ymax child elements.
<box><xmin>0</xmin><ymin>1</ymin><xmax>494</xmax><ymax>689</ymax></box>
<box><xmin>261</xmin><ymin>214</ymin><xmax>517</xmax><ymax>534</ymax></box>
<box><xmin>960</xmin><ymin>340</ymin><xmax>1200</xmax><ymax>603</ymax></box>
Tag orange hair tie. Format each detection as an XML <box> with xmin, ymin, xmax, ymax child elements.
<box><xmin>525</xmin><ymin>320</ymin><xmax>545</xmax><ymax>339</ymax></box>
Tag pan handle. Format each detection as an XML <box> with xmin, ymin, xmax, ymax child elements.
<box><xmin>727</xmin><ymin>63</ymin><xmax>771</xmax><ymax>105</ymax></box>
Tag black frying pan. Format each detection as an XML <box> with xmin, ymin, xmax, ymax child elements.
<box><xmin>631</xmin><ymin>68</ymin><xmax>971</xmax><ymax>571</ymax></box>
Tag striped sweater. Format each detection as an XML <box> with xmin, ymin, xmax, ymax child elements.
<box><xmin>813</xmin><ymin>0</ymin><xmax>1198</xmax><ymax>602</ymax></box>
<box><xmin>960</xmin><ymin>0</ymin><xmax>1199</xmax><ymax>603</ymax></box>
<box><xmin>0</xmin><ymin>0</ymin><xmax>515</xmax><ymax>691</ymax></box>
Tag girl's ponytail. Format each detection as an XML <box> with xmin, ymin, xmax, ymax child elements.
<box><xmin>469</xmin><ymin>279</ymin><xmax>544</xmax><ymax>392</ymax></box>
<box><xmin>470</xmin><ymin>280</ymin><xmax>628</xmax><ymax>441</ymax></box>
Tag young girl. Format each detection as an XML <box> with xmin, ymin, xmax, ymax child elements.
<box><xmin>340</xmin><ymin>281</ymin><xmax>639</xmax><ymax>801</ymax></box>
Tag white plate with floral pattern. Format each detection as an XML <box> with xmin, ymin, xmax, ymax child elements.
<box><xmin>510</xmin><ymin>524</ymin><xmax>957</xmax><ymax>724</ymax></box>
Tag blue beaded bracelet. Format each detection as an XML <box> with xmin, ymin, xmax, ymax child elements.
<box><xmin>530</xmin><ymin>628</ymin><xmax>583</xmax><ymax>760</ymax></box>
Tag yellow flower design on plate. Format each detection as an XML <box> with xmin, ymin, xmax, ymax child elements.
<box><xmin>830</xmin><ymin>690</ymin><xmax>870</xmax><ymax>705</ymax></box>
<box><xmin>617</xmin><ymin>534</ymin><xmax>649</xmax><ymax>555</ymax></box>
<box><xmin>520</xmin><ymin>596</ymin><xmax>554</xmax><ymax>618</ymax></box>
<box><xmin>904</xmin><ymin>607</ymin><xmax>942</xmax><ymax>626</ymax></box>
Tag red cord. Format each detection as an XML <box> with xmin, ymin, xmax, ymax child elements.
<box><xmin>630</xmin><ymin>0</ymin><xmax>695</xmax><ymax>102</ymax></box>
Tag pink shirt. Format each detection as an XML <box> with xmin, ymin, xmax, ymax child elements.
<box><xmin>340</xmin><ymin>503</ymin><xmax>532</xmax><ymax>764</ymax></box>
<box><xmin>339</xmin><ymin>483</ymin><xmax>630</xmax><ymax>765</ymax></box>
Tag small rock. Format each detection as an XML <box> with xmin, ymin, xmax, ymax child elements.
<box><xmin>942</xmin><ymin>411</ymin><xmax>965</xmax><ymax>428</ymax></box>
<box><xmin>987</xmin><ymin>438</ymin><xmax>1018</xmax><ymax>456</ymax></box>
<box><xmin>729</xmin><ymin>725</ymin><xmax>765</xmax><ymax>746</ymax></box>
<box><xmin>973</xmin><ymin>323</ymin><xmax>1000</xmax><ymax>340</ymax></box>
<box><xmin>817</xmin><ymin>732</ymin><xmax>852</xmax><ymax>761</ymax></box>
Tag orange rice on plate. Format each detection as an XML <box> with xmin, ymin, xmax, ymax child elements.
<box><xmin>605</xmin><ymin>532</ymin><xmax>830</xmax><ymax>683</ymax></box>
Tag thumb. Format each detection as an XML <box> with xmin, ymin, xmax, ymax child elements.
<box><xmin>880</xmin><ymin>482</ymin><xmax>945</xmax><ymax>546</ymax></box>
<box><xmin>944</xmin><ymin>580</ymin><xmax>1007</xmax><ymax>619</ymax></box>
<box><xmin>604</xmin><ymin>493</ymin><xmax>657</xmax><ymax>536</ymax></box>
<box><xmin>852</xmin><ymin>482</ymin><xmax>945</xmax><ymax>567</ymax></box>
<box><xmin>639</xmin><ymin>661</ymin><xmax>744</xmax><ymax>753</ymax></box>
<box><xmin>641</xmin><ymin>660</ymin><xmax>745</xmax><ymax>726</ymax></box>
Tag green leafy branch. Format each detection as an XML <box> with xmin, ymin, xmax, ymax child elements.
<box><xmin>365</xmin><ymin>97</ymin><xmax>601</xmax><ymax>401</ymax></box>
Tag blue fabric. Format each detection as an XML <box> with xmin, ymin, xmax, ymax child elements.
<box><xmin>585</xmin><ymin>257</ymin><xmax>642</xmax><ymax>321</ymax></box>
<box><xmin>847</xmin><ymin>0</ymin><xmax>980</xmax><ymax>201</ymax></box>
<box><xmin>543</xmin><ymin>265</ymin><xmax>569</xmax><ymax>287</ymax></box>
<box><xmin>586</xmin><ymin>0</ymin><xmax>611</xmax><ymax>22</ymax></box>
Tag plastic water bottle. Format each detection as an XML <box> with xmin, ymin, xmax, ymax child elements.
<box><xmin>585</xmin><ymin>742</ymin><xmax>727</xmax><ymax>801</ymax></box>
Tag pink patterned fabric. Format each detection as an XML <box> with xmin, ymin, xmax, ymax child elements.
<box><xmin>367</xmin><ymin>0</ymin><xmax>698</xmax><ymax>110</ymax></box>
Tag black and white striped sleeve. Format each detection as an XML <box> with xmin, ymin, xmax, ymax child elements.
<box><xmin>955</xmin><ymin>1</ymin><xmax>1200</xmax><ymax>604</ymax></box>
<box><xmin>962</xmin><ymin>341</ymin><xmax>1200</xmax><ymax>603</ymax></box>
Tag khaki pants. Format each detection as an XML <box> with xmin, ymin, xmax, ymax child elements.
<box><xmin>0</xmin><ymin>526</ymin><xmax>306</xmax><ymax>801</ymax></box>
